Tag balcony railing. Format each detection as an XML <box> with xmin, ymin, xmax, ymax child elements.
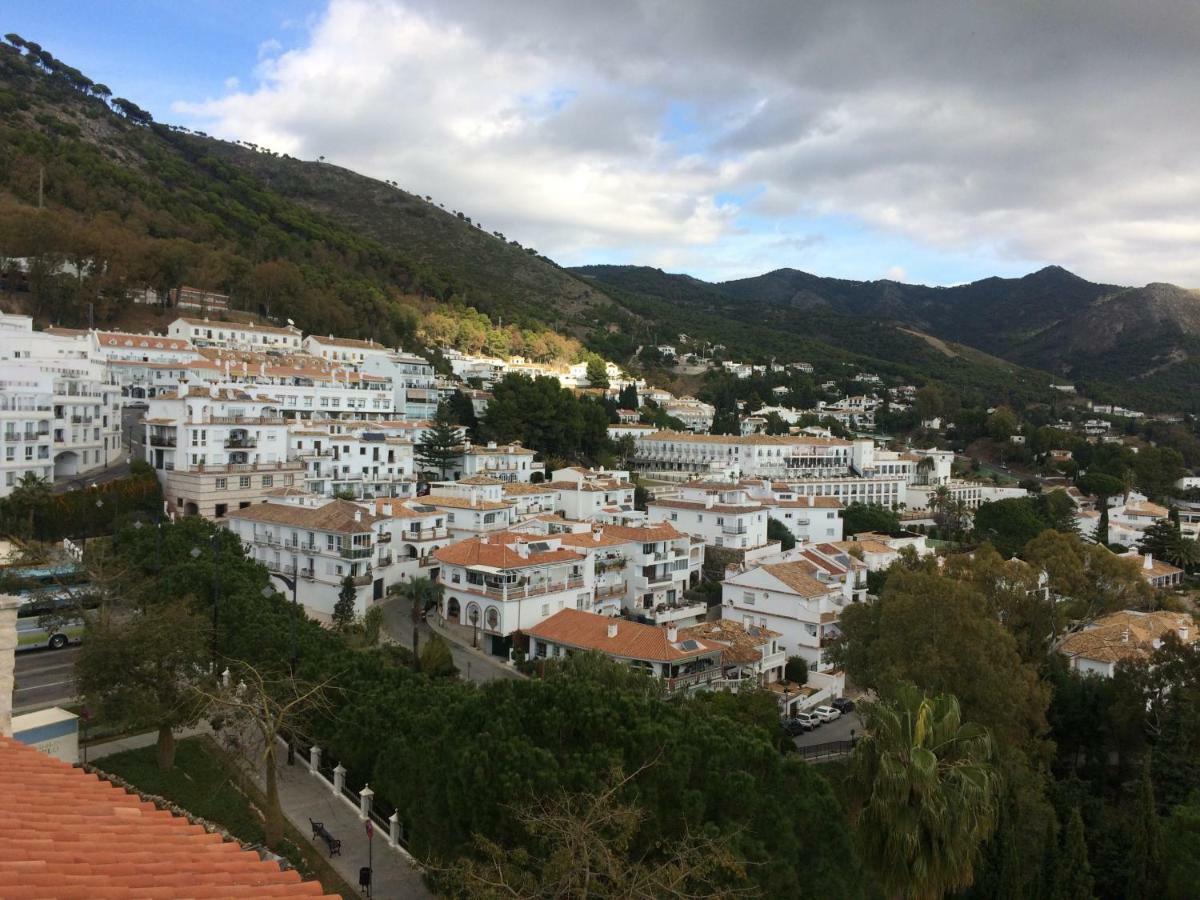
<box><xmin>403</xmin><ymin>527</ymin><xmax>447</xmax><ymax>540</ymax></box>
<box><xmin>340</xmin><ymin>546</ymin><xmax>373</xmax><ymax>560</ymax></box>
<box><xmin>664</xmin><ymin>667</ymin><xmax>722</xmax><ymax>694</ymax></box>
<box><xmin>465</xmin><ymin>575</ymin><xmax>586</xmax><ymax>601</ymax></box>
<box><xmin>595</xmin><ymin>582</ymin><xmax>627</xmax><ymax>599</ymax></box>
<box><xmin>722</xmin><ymin>523</ymin><xmax>748</xmax><ymax>535</ymax></box>
<box><xmin>149</xmin><ymin>434</ymin><xmax>177</xmax><ymax>447</ymax></box>
<box><xmin>268</xmin><ymin>561</ymin><xmax>298</xmax><ymax>576</ymax></box>
<box><xmin>225</xmin><ymin>437</ymin><xmax>258</xmax><ymax>449</ymax></box>
<box><xmin>352</xmin><ymin>572</ymin><xmax>374</xmax><ymax>587</ymax></box>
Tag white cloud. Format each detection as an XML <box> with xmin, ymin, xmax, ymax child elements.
<box><xmin>223</xmin><ymin>76</ymin><xmax>240</xmax><ymax>90</ymax></box>
<box><xmin>176</xmin><ymin>0</ymin><xmax>1200</xmax><ymax>286</ymax></box>
<box><xmin>884</xmin><ymin>266</ymin><xmax>907</xmax><ymax>282</ymax></box>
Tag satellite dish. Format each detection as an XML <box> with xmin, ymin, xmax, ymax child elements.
<box><xmin>286</xmin><ymin>318</ymin><xmax>295</xmax><ymax>326</ymax></box>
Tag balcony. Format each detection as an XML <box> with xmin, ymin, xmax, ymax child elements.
<box><xmin>377</xmin><ymin>553</ymin><xmax>393</xmax><ymax>567</ymax></box>
<box><xmin>466</xmin><ymin>575</ymin><xmax>586</xmax><ymax>601</ymax></box>
<box><xmin>340</xmin><ymin>546</ymin><xmax>373</xmax><ymax>560</ymax></box>
<box><xmin>403</xmin><ymin>527</ymin><xmax>447</xmax><ymax>540</ymax></box>
<box><xmin>267</xmin><ymin>561</ymin><xmax>298</xmax><ymax>576</ymax></box>
<box><xmin>595</xmin><ymin>556</ymin><xmax>626</xmax><ymax>573</ymax></box>
<box><xmin>721</xmin><ymin>523</ymin><xmax>748</xmax><ymax>535</ymax></box>
<box><xmin>352</xmin><ymin>571</ymin><xmax>374</xmax><ymax>587</ymax></box>
<box><xmin>149</xmin><ymin>434</ymin><xmax>177</xmax><ymax>448</ymax></box>
<box><xmin>299</xmin><ymin>567</ymin><xmax>316</xmax><ymax>580</ymax></box>
<box><xmin>664</xmin><ymin>666</ymin><xmax>722</xmax><ymax>694</ymax></box>
<box><xmin>225</xmin><ymin>436</ymin><xmax>258</xmax><ymax>449</ymax></box>
<box><xmin>595</xmin><ymin>582</ymin><xmax>627</xmax><ymax>600</ymax></box>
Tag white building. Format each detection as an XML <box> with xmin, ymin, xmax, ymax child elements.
<box><xmin>721</xmin><ymin>547</ymin><xmax>866</xmax><ymax>673</ymax></box>
<box><xmin>289</xmin><ymin>426</ymin><xmax>416</xmax><ymax>499</ymax></box>
<box><xmin>302</xmin><ymin>335</ymin><xmax>394</xmax><ymax>366</ymax></box>
<box><xmin>361</xmin><ymin>350</ymin><xmax>439</xmax><ymax>421</ymax></box>
<box><xmin>524</xmin><ymin>609</ymin><xmax>724</xmax><ymax>695</ymax></box>
<box><xmin>435</xmin><ymin>533</ymin><xmax>593</xmax><ymax>656</ymax></box>
<box><xmin>222</xmin><ymin>497</ymin><xmax>390</xmax><ymax>619</ymax></box>
<box><xmin>450</xmin><ymin>441</ymin><xmax>541</xmax><ymax>483</ymax></box>
<box><xmin>142</xmin><ymin>385</ymin><xmax>303</xmax><ymax>518</ymax></box>
<box><xmin>646</xmin><ymin>482</ymin><xmax>772</xmax><ymax>552</ymax></box>
<box><xmin>662</xmin><ymin>397</ymin><xmax>715</xmax><ymax>433</ymax></box>
<box><xmin>0</xmin><ymin>314</ymin><xmax>122</xmax><ymax>494</ymax></box>
<box><xmin>167</xmin><ymin>318</ymin><xmax>302</xmax><ymax>352</ymax></box>
<box><xmin>633</xmin><ymin>430</ymin><xmax>855</xmax><ymax>482</ymax></box>
<box><xmin>1058</xmin><ymin>610</ymin><xmax>1194</xmax><ymax>678</ymax></box>
<box><xmin>424</xmin><ymin>480</ymin><xmax>519</xmax><ymax>538</ymax></box>
<box><xmin>544</xmin><ymin>466</ymin><xmax>638</xmax><ymax>523</ymax></box>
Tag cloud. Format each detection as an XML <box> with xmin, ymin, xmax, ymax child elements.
<box><xmin>176</xmin><ymin>0</ymin><xmax>1200</xmax><ymax>286</ymax></box>
<box><xmin>884</xmin><ymin>266</ymin><xmax>907</xmax><ymax>283</ymax></box>
<box><xmin>223</xmin><ymin>76</ymin><xmax>240</xmax><ymax>90</ymax></box>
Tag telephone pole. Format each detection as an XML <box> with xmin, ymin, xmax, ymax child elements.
<box><xmin>38</xmin><ymin>166</ymin><xmax>44</xmax><ymax>209</ymax></box>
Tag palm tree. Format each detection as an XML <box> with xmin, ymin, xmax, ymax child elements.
<box><xmin>7</xmin><ymin>472</ymin><xmax>50</xmax><ymax>538</ymax></box>
<box><xmin>851</xmin><ymin>684</ymin><xmax>1001</xmax><ymax>900</ymax></box>
<box><xmin>916</xmin><ymin>455</ymin><xmax>936</xmax><ymax>486</ymax></box>
<box><xmin>401</xmin><ymin>576</ymin><xmax>444</xmax><ymax>663</ymax></box>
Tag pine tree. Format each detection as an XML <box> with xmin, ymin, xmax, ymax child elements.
<box><xmin>332</xmin><ymin>576</ymin><xmax>357</xmax><ymax>630</ymax></box>
<box><xmin>416</xmin><ymin>404</ymin><xmax>462</xmax><ymax>480</ymax></box>
<box><xmin>1057</xmin><ymin>808</ymin><xmax>1093</xmax><ymax>900</ymax></box>
<box><xmin>1126</xmin><ymin>757</ymin><xmax>1164</xmax><ymax>900</ymax></box>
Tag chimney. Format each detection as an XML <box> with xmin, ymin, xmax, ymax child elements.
<box><xmin>0</xmin><ymin>594</ymin><xmax>23</xmax><ymax>737</ymax></box>
<box><xmin>382</xmin><ymin>503</ymin><xmax>393</xmax><ymax>516</ymax></box>
<box><xmin>607</xmin><ymin>622</ymin><xmax>618</xmax><ymax>638</ymax></box>
<box><xmin>471</xmin><ymin>490</ymin><xmax>478</xmax><ymax>508</ymax></box>
<box><xmin>592</xmin><ymin>529</ymin><xmax>601</xmax><ymax>543</ymax></box>
<box><xmin>807</xmin><ymin>495</ymin><xmax>814</xmax><ymax>507</ymax></box>
<box><xmin>354</xmin><ymin>510</ymin><xmax>362</xmax><ymax>523</ymax></box>
<box><xmin>704</xmin><ymin>493</ymin><xmax>715</xmax><ymax>509</ymax></box>
<box><xmin>1122</xmin><ymin>627</ymin><xmax>1131</xmax><ymax>643</ymax></box>
<box><xmin>480</xmin><ymin>535</ymin><xmax>489</xmax><ymax>545</ymax></box>
<box><xmin>517</xmin><ymin>542</ymin><xmax>529</xmax><ymax>559</ymax></box>
<box><xmin>1144</xmin><ymin>553</ymin><xmax>1153</xmax><ymax>570</ymax></box>
<box><xmin>667</xmin><ymin>624</ymin><xmax>678</xmax><ymax>642</ymax></box>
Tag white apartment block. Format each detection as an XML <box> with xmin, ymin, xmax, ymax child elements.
<box><xmin>633</xmin><ymin>430</ymin><xmax>854</xmax><ymax>481</ymax></box>
<box><xmin>289</xmin><ymin>426</ymin><xmax>416</xmax><ymax>499</ymax></box>
<box><xmin>435</xmin><ymin>533</ymin><xmax>593</xmax><ymax>657</ymax></box>
<box><xmin>646</xmin><ymin>483</ymin><xmax>772</xmax><ymax>551</ymax></box>
<box><xmin>424</xmin><ymin>480</ymin><xmax>519</xmax><ymax>538</ymax></box>
<box><xmin>302</xmin><ymin>335</ymin><xmax>394</xmax><ymax>366</ymax></box>
<box><xmin>369</xmin><ymin>497</ymin><xmax>453</xmax><ymax>578</ymax></box>
<box><xmin>143</xmin><ymin>385</ymin><xmax>303</xmax><ymax>518</ymax></box>
<box><xmin>168</xmin><ymin>317</ymin><xmax>302</xmax><ymax>352</ymax></box>
<box><xmin>361</xmin><ymin>351</ymin><xmax>439</xmax><ymax>421</ymax></box>
<box><xmin>544</xmin><ymin>466</ymin><xmax>638</xmax><ymax>522</ymax></box>
<box><xmin>501</xmin><ymin>482</ymin><xmax>559</xmax><ymax>518</ymax></box>
<box><xmin>87</xmin><ymin>331</ymin><xmax>205</xmax><ymax>400</ymax></box>
<box><xmin>722</xmin><ymin>548</ymin><xmax>866</xmax><ymax>673</ymax></box>
<box><xmin>736</xmin><ymin>480</ymin><xmax>844</xmax><ymax>543</ymax></box>
<box><xmin>451</xmin><ymin>441</ymin><xmax>541</xmax><ymax>482</ymax></box>
<box><xmin>222</xmin><ymin>497</ymin><xmax>390</xmax><ymax>619</ymax></box>
<box><xmin>0</xmin><ymin>315</ymin><xmax>122</xmax><ymax>495</ymax></box>
<box><xmin>662</xmin><ymin>397</ymin><xmax>715</xmax><ymax>433</ymax></box>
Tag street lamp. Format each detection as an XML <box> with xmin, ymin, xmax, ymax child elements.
<box><xmin>191</xmin><ymin>533</ymin><xmax>221</xmax><ymax>672</ymax></box>
<box><xmin>468</xmin><ymin>606</ymin><xmax>480</xmax><ymax>649</ymax></box>
<box><xmin>262</xmin><ymin>574</ymin><xmax>301</xmax><ymax>766</ymax></box>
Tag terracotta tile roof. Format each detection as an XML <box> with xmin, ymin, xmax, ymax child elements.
<box><xmin>597</xmin><ymin>522</ymin><xmax>688</xmax><ymax>542</ymax></box>
<box><xmin>764</xmin><ymin>497</ymin><xmax>843</xmax><ymax>509</ymax></box>
<box><xmin>682</xmin><ymin>619</ymin><xmax>780</xmax><ymax>664</ymax></box>
<box><xmin>305</xmin><ymin>335</ymin><xmax>387</xmax><ymax>350</ymax></box>
<box><xmin>224</xmin><ymin>499</ymin><xmax>384</xmax><ymax>533</ymax></box>
<box><xmin>525</xmin><ymin>609</ymin><xmax>719</xmax><ymax>662</ymax></box>
<box><xmin>262</xmin><ymin>486</ymin><xmax>315</xmax><ymax>498</ymax></box>
<box><xmin>649</xmin><ymin>498</ymin><xmax>764</xmax><ymax>515</ymax></box>
<box><xmin>503</xmin><ymin>483</ymin><xmax>556</xmax><ymax>496</ymax></box>
<box><xmin>1123</xmin><ymin>501</ymin><xmax>1170</xmax><ymax>519</ymax></box>
<box><xmin>0</xmin><ymin>737</ymin><xmax>333</xmax><ymax>899</ymax></box>
<box><xmin>455</xmin><ymin>475</ymin><xmax>504</xmax><ymax>485</ymax></box>
<box><xmin>555</xmin><ymin>530</ymin><xmax>632</xmax><ymax>549</ymax></box>
<box><xmin>1059</xmin><ymin>610</ymin><xmax>1195</xmax><ymax>664</ymax></box>
<box><xmin>459</xmin><ymin>443</ymin><xmax>534</xmax><ymax>456</ymax></box>
<box><xmin>758</xmin><ymin>561</ymin><xmax>837</xmax><ymax>598</ymax></box>
<box><xmin>434</xmin><ymin>536</ymin><xmax>584</xmax><ymax>569</ymax></box>
<box><xmin>423</xmin><ymin>494</ymin><xmax>515</xmax><ymax>511</ymax></box>
<box><xmin>175</xmin><ymin>317</ymin><xmax>299</xmax><ymax>336</ymax></box>
<box><xmin>96</xmin><ymin>331</ymin><xmax>193</xmax><ymax>351</ymax></box>
<box><xmin>544</xmin><ymin>479</ymin><xmax>630</xmax><ymax>493</ymax></box>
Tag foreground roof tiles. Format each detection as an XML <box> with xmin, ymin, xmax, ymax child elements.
<box><xmin>0</xmin><ymin>737</ymin><xmax>335</xmax><ymax>899</ymax></box>
<box><xmin>525</xmin><ymin>609</ymin><xmax>718</xmax><ymax>662</ymax></box>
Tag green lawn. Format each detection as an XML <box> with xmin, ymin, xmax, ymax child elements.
<box><xmin>98</xmin><ymin>736</ymin><xmax>355</xmax><ymax>897</ymax></box>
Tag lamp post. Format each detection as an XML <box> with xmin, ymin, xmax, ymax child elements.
<box><xmin>191</xmin><ymin>533</ymin><xmax>221</xmax><ymax>673</ymax></box>
<box><xmin>468</xmin><ymin>606</ymin><xmax>480</xmax><ymax>649</ymax></box>
<box><xmin>262</xmin><ymin>573</ymin><xmax>300</xmax><ymax>766</ymax></box>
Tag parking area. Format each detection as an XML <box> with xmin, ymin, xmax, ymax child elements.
<box><xmin>792</xmin><ymin>709</ymin><xmax>863</xmax><ymax>749</ymax></box>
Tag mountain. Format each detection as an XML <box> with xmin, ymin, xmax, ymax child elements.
<box><xmin>575</xmin><ymin>263</ymin><xmax>1200</xmax><ymax>412</ymax></box>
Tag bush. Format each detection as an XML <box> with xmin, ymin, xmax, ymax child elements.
<box><xmin>785</xmin><ymin>657</ymin><xmax>810</xmax><ymax>685</ymax></box>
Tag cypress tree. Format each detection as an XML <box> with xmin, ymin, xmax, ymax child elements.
<box><xmin>1057</xmin><ymin>808</ymin><xmax>1093</xmax><ymax>900</ymax></box>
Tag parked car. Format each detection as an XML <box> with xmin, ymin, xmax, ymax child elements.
<box><xmin>785</xmin><ymin>713</ymin><xmax>819</xmax><ymax>734</ymax></box>
<box><xmin>830</xmin><ymin>697</ymin><xmax>856</xmax><ymax>714</ymax></box>
<box><xmin>812</xmin><ymin>705</ymin><xmax>841</xmax><ymax>723</ymax></box>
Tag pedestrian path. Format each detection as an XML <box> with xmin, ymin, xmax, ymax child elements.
<box><xmin>249</xmin><ymin>753</ymin><xmax>433</xmax><ymax>900</ymax></box>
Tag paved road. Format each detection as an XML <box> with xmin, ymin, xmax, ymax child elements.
<box><xmin>13</xmin><ymin>645</ymin><xmax>80</xmax><ymax>713</ymax></box>
<box><xmin>50</xmin><ymin>405</ymin><xmax>143</xmax><ymax>493</ymax></box>
<box><xmin>793</xmin><ymin>709</ymin><xmax>863</xmax><ymax>748</ymax></box>
<box><xmin>378</xmin><ymin>594</ymin><xmax>520</xmax><ymax>683</ymax></box>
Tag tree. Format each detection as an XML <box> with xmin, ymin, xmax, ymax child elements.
<box><xmin>333</xmin><ymin>576</ymin><xmax>357</xmax><ymax>630</ymax></box>
<box><xmin>767</xmin><ymin>517</ymin><xmax>796</xmax><ymax>551</ymax></box>
<box><xmin>586</xmin><ymin>356</ymin><xmax>610</xmax><ymax>389</ymax></box>
<box><xmin>851</xmin><ymin>684</ymin><xmax>1000</xmax><ymax>900</ymax></box>
<box><xmin>439</xmin><ymin>765</ymin><xmax>756</xmax><ymax>899</ymax></box>
<box><xmin>76</xmin><ymin>600</ymin><xmax>211</xmax><ymax>770</ymax></box>
<box><xmin>617</xmin><ymin>382</ymin><xmax>639</xmax><ymax>411</ymax></box>
<box><xmin>1139</xmin><ymin>519</ymin><xmax>1196</xmax><ymax>568</ymax></box>
<box><xmin>417</xmin><ymin>404</ymin><xmax>462</xmax><ymax>480</ymax></box>
<box><xmin>419</xmin><ymin>633</ymin><xmax>458</xmax><ymax>678</ymax></box>
<box><xmin>445</xmin><ymin>389</ymin><xmax>479</xmax><ymax>434</ymax></box>
<box><xmin>842</xmin><ymin>501</ymin><xmax>900</xmax><ymax>536</ymax></box>
<box><xmin>987</xmin><ymin>406</ymin><xmax>1018</xmax><ymax>442</ymax></box>
<box><xmin>201</xmin><ymin>661</ymin><xmax>333</xmax><ymax>850</ymax></box>
<box><xmin>1058</xmin><ymin>808</ymin><xmax>1094</xmax><ymax>900</ymax></box>
<box><xmin>1165</xmin><ymin>792</ymin><xmax>1200</xmax><ymax>899</ymax></box>
<box><xmin>1135</xmin><ymin>446</ymin><xmax>1186</xmax><ymax>501</ymax></box>
<box><xmin>973</xmin><ymin>498</ymin><xmax>1048</xmax><ymax>558</ymax></box>
<box><xmin>1127</xmin><ymin>757</ymin><xmax>1165</xmax><ymax>899</ymax></box>
<box><xmin>914</xmin><ymin>384</ymin><xmax>944</xmax><ymax>424</ymax></box>
<box><xmin>397</xmin><ymin>576</ymin><xmax>442</xmax><ymax>662</ymax></box>
<box><xmin>2</xmin><ymin>472</ymin><xmax>50</xmax><ymax>538</ymax></box>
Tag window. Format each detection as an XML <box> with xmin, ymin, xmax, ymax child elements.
<box><xmin>743</xmin><ymin>591</ymin><xmax>755</xmax><ymax>606</ymax></box>
<box><xmin>541</xmin><ymin>604</ymin><xmax>549</xmax><ymax>617</ymax></box>
<box><xmin>670</xmin><ymin>512</ymin><xmax>677</xmax><ymax>521</ymax></box>
<box><xmin>215</xmin><ymin>478</ymin><xmax>227</xmax><ymax>489</ymax></box>
<box><xmin>262</xmin><ymin>475</ymin><xmax>273</xmax><ymax>487</ymax></box>
<box><xmin>239</xmin><ymin>476</ymin><xmax>250</xmax><ymax>489</ymax></box>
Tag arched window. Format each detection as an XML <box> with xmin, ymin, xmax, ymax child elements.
<box><xmin>485</xmin><ymin>607</ymin><xmax>499</xmax><ymax>630</ymax></box>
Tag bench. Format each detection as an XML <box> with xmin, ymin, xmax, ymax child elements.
<box><xmin>308</xmin><ymin>818</ymin><xmax>342</xmax><ymax>857</ymax></box>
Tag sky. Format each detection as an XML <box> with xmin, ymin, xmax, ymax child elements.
<box><xmin>7</xmin><ymin>1</ymin><xmax>1200</xmax><ymax>287</ymax></box>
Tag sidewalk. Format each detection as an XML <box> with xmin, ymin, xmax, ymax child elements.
<box><xmin>86</xmin><ymin>723</ymin><xmax>210</xmax><ymax>762</ymax></box>
<box><xmin>426</xmin><ymin>611</ymin><xmax>526</xmax><ymax>681</ymax></box>
<box><xmin>246</xmin><ymin>750</ymin><xmax>433</xmax><ymax>900</ymax></box>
